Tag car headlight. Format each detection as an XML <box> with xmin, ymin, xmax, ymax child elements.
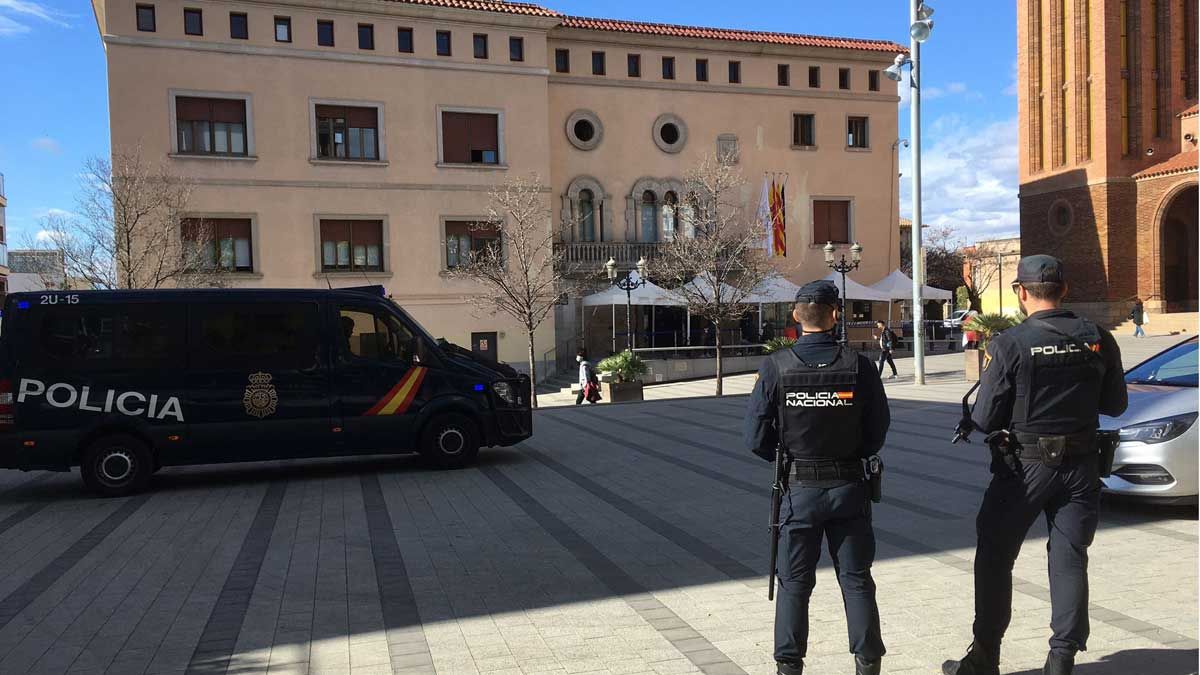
<box><xmin>1118</xmin><ymin>412</ymin><xmax>1197</xmax><ymax>444</ymax></box>
<box><xmin>491</xmin><ymin>381</ymin><xmax>516</xmax><ymax>405</ymax></box>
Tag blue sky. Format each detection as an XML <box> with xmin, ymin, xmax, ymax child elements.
<box><xmin>0</xmin><ymin>0</ymin><xmax>1019</xmax><ymax>245</ymax></box>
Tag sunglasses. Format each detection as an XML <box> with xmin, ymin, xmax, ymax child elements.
<box><xmin>1011</xmin><ymin>282</ymin><xmax>1022</xmax><ymax>293</ymax></box>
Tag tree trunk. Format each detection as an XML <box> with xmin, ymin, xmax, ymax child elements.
<box><xmin>713</xmin><ymin>320</ymin><xmax>723</xmax><ymax>397</ymax></box>
<box><xmin>527</xmin><ymin>330</ymin><xmax>538</xmax><ymax>409</ymax></box>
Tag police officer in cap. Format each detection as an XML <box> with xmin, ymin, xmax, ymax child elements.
<box><xmin>943</xmin><ymin>255</ymin><xmax>1127</xmax><ymax>675</ymax></box>
<box><xmin>745</xmin><ymin>280</ymin><xmax>890</xmax><ymax>675</ymax></box>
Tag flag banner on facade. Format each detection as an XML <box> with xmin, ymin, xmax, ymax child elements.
<box><xmin>758</xmin><ymin>177</ymin><xmax>773</xmax><ymax>254</ymax></box>
<box><xmin>770</xmin><ymin>178</ymin><xmax>787</xmax><ymax>257</ymax></box>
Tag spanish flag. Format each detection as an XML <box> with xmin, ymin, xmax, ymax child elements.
<box><xmin>364</xmin><ymin>367</ymin><xmax>428</xmax><ymax>416</ymax></box>
<box><xmin>770</xmin><ymin>180</ymin><xmax>786</xmax><ymax>257</ymax></box>
<box><xmin>835</xmin><ymin>391</ymin><xmax>855</xmax><ymax>400</ymax></box>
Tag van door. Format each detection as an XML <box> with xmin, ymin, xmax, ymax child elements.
<box><xmin>333</xmin><ymin>304</ymin><xmax>428</xmax><ymax>453</ymax></box>
<box><xmin>183</xmin><ymin>301</ymin><xmax>332</xmax><ymax>464</ymax></box>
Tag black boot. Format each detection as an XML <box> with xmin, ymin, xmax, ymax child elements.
<box><xmin>854</xmin><ymin>655</ymin><xmax>881</xmax><ymax>675</ymax></box>
<box><xmin>941</xmin><ymin>642</ymin><xmax>1000</xmax><ymax>675</ymax></box>
<box><xmin>1043</xmin><ymin>651</ymin><xmax>1074</xmax><ymax>675</ymax></box>
<box><xmin>776</xmin><ymin>660</ymin><xmax>803</xmax><ymax>675</ymax></box>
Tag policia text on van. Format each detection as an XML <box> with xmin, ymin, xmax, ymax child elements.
<box><xmin>0</xmin><ymin>287</ymin><xmax>533</xmax><ymax>496</ymax></box>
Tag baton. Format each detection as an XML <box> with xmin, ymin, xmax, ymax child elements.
<box><xmin>951</xmin><ymin>381</ymin><xmax>982</xmax><ymax>444</ymax></box>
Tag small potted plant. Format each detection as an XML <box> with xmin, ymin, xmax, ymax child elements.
<box><xmin>597</xmin><ymin>350</ymin><xmax>649</xmax><ymax>403</ymax></box>
<box><xmin>963</xmin><ymin>313</ymin><xmax>1021</xmax><ymax>381</ymax></box>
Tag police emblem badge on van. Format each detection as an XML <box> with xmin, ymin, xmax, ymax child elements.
<box><xmin>243</xmin><ymin>372</ymin><xmax>278</xmax><ymax>418</ymax></box>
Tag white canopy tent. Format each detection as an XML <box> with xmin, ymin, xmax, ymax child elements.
<box><xmin>581</xmin><ymin>271</ymin><xmax>685</xmax><ymax>351</ymax></box>
<box><xmin>867</xmin><ymin>269</ymin><xmax>954</xmax><ymax>328</ymax></box>
<box><xmin>820</xmin><ymin>271</ymin><xmax>892</xmax><ymax>302</ymax></box>
<box><xmin>752</xmin><ymin>274</ymin><xmax>804</xmax><ymax>303</ymax></box>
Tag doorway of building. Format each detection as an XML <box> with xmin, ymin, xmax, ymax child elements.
<box><xmin>1161</xmin><ymin>185</ymin><xmax>1198</xmax><ymax>313</ymax></box>
<box><xmin>471</xmin><ymin>332</ymin><xmax>498</xmax><ymax>362</ymax></box>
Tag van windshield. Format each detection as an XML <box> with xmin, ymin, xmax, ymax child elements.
<box><xmin>383</xmin><ymin>297</ymin><xmax>439</xmax><ymax>346</ymax></box>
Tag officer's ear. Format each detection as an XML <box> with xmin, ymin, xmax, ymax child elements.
<box><xmin>791</xmin><ymin>305</ymin><xmax>801</xmax><ymax>325</ymax></box>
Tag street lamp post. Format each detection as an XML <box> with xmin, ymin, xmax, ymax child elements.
<box><xmin>605</xmin><ymin>256</ymin><xmax>648</xmax><ymax>352</ymax></box>
<box><xmin>823</xmin><ymin>241</ymin><xmax>863</xmax><ymax>345</ymax></box>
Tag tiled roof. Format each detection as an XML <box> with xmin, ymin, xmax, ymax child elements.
<box><xmin>1133</xmin><ymin>150</ymin><xmax>1198</xmax><ymax>180</ymax></box>
<box><xmin>383</xmin><ymin>0</ymin><xmax>559</xmax><ymax>17</ymax></box>
<box><xmin>559</xmin><ymin>15</ymin><xmax>906</xmax><ymax>53</ymax></box>
<box><xmin>1181</xmin><ymin>103</ymin><xmax>1199</xmax><ymax>118</ymax></box>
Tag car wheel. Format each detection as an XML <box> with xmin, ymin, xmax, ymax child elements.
<box><xmin>420</xmin><ymin>413</ymin><xmax>480</xmax><ymax>469</ymax></box>
<box><xmin>80</xmin><ymin>434</ymin><xmax>154</xmax><ymax>497</ymax></box>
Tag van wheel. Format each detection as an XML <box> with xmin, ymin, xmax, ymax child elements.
<box><xmin>420</xmin><ymin>413</ymin><xmax>479</xmax><ymax>469</ymax></box>
<box><xmin>80</xmin><ymin>435</ymin><xmax>153</xmax><ymax>497</ymax></box>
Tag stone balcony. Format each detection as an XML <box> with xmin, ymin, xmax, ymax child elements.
<box><xmin>553</xmin><ymin>241</ymin><xmax>661</xmax><ymax>273</ymax></box>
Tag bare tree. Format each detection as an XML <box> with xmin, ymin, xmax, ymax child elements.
<box><xmin>444</xmin><ymin>173</ymin><xmax>581</xmax><ymax>408</ymax></box>
<box><xmin>960</xmin><ymin>241</ymin><xmax>1007</xmax><ymax>312</ymax></box>
<box><xmin>649</xmin><ymin>155</ymin><xmax>772</xmax><ymax>396</ymax></box>
<box><xmin>8</xmin><ymin>241</ymin><xmax>71</xmax><ymax>291</ymax></box>
<box><xmin>913</xmin><ymin>226</ymin><xmax>1005</xmax><ymax>313</ymax></box>
<box><xmin>33</xmin><ymin>150</ymin><xmax>225</xmax><ymax>290</ymax></box>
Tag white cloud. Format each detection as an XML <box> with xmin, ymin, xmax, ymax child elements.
<box><xmin>899</xmin><ymin>115</ymin><xmax>1020</xmax><ymax>242</ymax></box>
<box><xmin>899</xmin><ymin>78</ymin><xmax>974</xmax><ymax>106</ymax></box>
<box><xmin>946</xmin><ymin>82</ymin><xmax>968</xmax><ymax>94</ymax></box>
<box><xmin>0</xmin><ymin>13</ymin><xmax>28</xmax><ymax>35</ymax></box>
<box><xmin>0</xmin><ymin>0</ymin><xmax>67</xmax><ymax>36</ymax></box>
<box><xmin>1003</xmin><ymin>60</ymin><xmax>1019</xmax><ymax>96</ymax></box>
<box><xmin>34</xmin><ymin>229</ymin><xmax>63</xmax><ymax>243</ymax></box>
<box><xmin>30</xmin><ymin>136</ymin><xmax>61</xmax><ymax>154</ymax></box>
<box><xmin>31</xmin><ymin>207</ymin><xmax>75</xmax><ymax>221</ymax></box>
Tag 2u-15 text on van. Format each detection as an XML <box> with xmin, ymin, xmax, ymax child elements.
<box><xmin>0</xmin><ymin>287</ymin><xmax>533</xmax><ymax>496</ymax></box>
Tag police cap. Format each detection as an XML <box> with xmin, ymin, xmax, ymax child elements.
<box><xmin>794</xmin><ymin>280</ymin><xmax>840</xmax><ymax>305</ymax></box>
<box><xmin>1016</xmin><ymin>255</ymin><xmax>1065</xmax><ymax>284</ymax></box>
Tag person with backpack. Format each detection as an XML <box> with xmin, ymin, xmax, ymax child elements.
<box><xmin>1129</xmin><ymin>298</ymin><xmax>1146</xmax><ymax>338</ymax></box>
<box><xmin>874</xmin><ymin>320</ymin><xmax>898</xmax><ymax>380</ymax></box>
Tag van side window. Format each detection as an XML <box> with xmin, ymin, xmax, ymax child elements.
<box><xmin>192</xmin><ymin>303</ymin><xmax>319</xmax><ymax>369</ymax></box>
<box><xmin>338</xmin><ymin>308</ymin><xmax>415</xmax><ymax>363</ymax></box>
<box><xmin>38</xmin><ymin>307</ymin><xmax>183</xmax><ymax>368</ymax></box>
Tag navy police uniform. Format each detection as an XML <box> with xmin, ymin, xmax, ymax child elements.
<box><xmin>944</xmin><ymin>256</ymin><xmax>1128</xmax><ymax>675</ymax></box>
<box><xmin>744</xmin><ymin>280</ymin><xmax>890</xmax><ymax>675</ymax></box>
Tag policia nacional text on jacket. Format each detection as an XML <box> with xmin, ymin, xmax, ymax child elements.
<box><xmin>743</xmin><ymin>280</ymin><xmax>890</xmax><ymax>675</ymax></box>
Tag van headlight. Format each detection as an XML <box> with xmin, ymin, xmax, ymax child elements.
<box><xmin>491</xmin><ymin>381</ymin><xmax>516</xmax><ymax>405</ymax></box>
<box><xmin>1119</xmin><ymin>413</ymin><xmax>1197</xmax><ymax>444</ymax></box>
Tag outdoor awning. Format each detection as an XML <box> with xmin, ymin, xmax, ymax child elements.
<box><xmin>820</xmin><ymin>272</ymin><xmax>893</xmax><ymax>302</ymax></box>
<box><xmin>680</xmin><ymin>272</ymin><xmax>768</xmax><ymax>304</ymax></box>
<box><xmin>752</xmin><ymin>274</ymin><xmax>803</xmax><ymax>303</ymax></box>
<box><xmin>581</xmin><ymin>271</ymin><xmax>685</xmax><ymax>307</ymax></box>
<box><xmin>868</xmin><ymin>269</ymin><xmax>954</xmax><ymax>301</ymax></box>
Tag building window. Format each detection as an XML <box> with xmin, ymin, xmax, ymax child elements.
<box><xmin>640</xmin><ymin>191</ymin><xmax>659</xmax><ymax>242</ymax></box>
<box><xmin>728</xmin><ymin>61</ymin><xmax>741</xmax><ymax>83</ymax></box>
<box><xmin>627</xmin><ymin>53</ymin><xmax>641</xmax><ymax>77</ymax></box>
<box><xmin>184</xmin><ymin>8</ymin><xmax>202</xmax><ymax>36</ymax></box>
<box><xmin>440</xmin><ymin>111</ymin><xmax>500</xmax><ymax>165</ymax></box>
<box><xmin>555</xmin><ymin>48</ymin><xmax>569</xmax><ymax>73</ymax></box>
<box><xmin>813</xmin><ymin>200</ymin><xmax>850</xmax><ymax>244</ymax></box>
<box><xmin>847</xmin><ymin>116</ymin><xmax>869</xmax><ymax>148</ymax></box>
<box><xmin>181</xmin><ymin>218</ymin><xmax>253</xmax><ymax>272</ymax></box>
<box><xmin>316</xmin><ymin>105</ymin><xmax>379</xmax><ymax>161</ymax></box>
<box><xmin>445</xmin><ymin>221</ymin><xmax>500</xmax><ymax>269</ymax></box>
<box><xmin>808</xmin><ymin>65</ymin><xmax>820</xmax><ymax>88</ymax></box>
<box><xmin>317</xmin><ymin>20</ymin><xmax>334</xmax><ymax>46</ymax></box>
<box><xmin>436</xmin><ymin>30</ymin><xmax>451</xmax><ymax>56</ymax></box>
<box><xmin>358</xmin><ymin>24</ymin><xmax>374</xmax><ymax>50</ymax></box>
<box><xmin>136</xmin><ymin>4</ymin><xmax>155</xmax><ymax>31</ymax></box>
<box><xmin>850</xmin><ymin>301</ymin><xmax>873</xmax><ymax>322</ymax></box>
<box><xmin>229</xmin><ymin>12</ymin><xmax>247</xmax><ymax>39</ymax></box>
<box><xmin>696</xmin><ymin>59</ymin><xmax>709</xmax><ymax>82</ymax></box>
<box><xmin>777</xmin><ymin>64</ymin><xmax>790</xmax><ymax>87</ymax></box>
<box><xmin>509</xmin><ymin>36</ymin><xmax>524</xmax><ymax>61</ymax></box>
<box><xmin>578</xmin><ymin>190</ymin><xmax>597</xmax><ymax>242</ymax></box>
<box><xmin>473</xmin><ymin>33</ymin><xmax>488</xmax><ymax>59</ymax></box>
<box><xmin>565</xmin><ymin>109</ymin><xmax>603</xmax><ymax>150</ymax></box>
<box><xmin>662</xmin><ymin>56</ymin><xmax>675</xmax><ymax>80</ymax></box>
<box><xmin>792</xmin><ymin>113</ymin><xmax>815</xmax><ymax>147</ymax></box>
<box><xmin>592</xmin><ymin>51</ymin><xmax>606</xmax><ymax>75</ymax></box>
<box><xmin>652</xmin><ymin>113</ymin><xmax>687</xmax><ymax>153</ymax></box>
<box><xmin>868</xmin><ymin>70</ymin><xmax>879</xmax><ymax>91</ymax></box>
<box><xmin>274</xmin><ymin>16</ymin><xmax>291</xmax><ymax>42</ymax></box>
<box><xmin>176</xmin><ymin>96</ymin><xmax>248</xmax><ymax>156</ymax></box>
<box><xmin>839</xmin><ymin>68</ymin><xmax>850</xmax><ymax>89</ymax></box>
<box><xmin>320</xmin><ymin>220</ymin><xmax>383</xmax><ymax>272</ymax></box>
<box><xmin>398</xmin><ymin>27</ymin><xmax>413</xmax><ymax>53</ymax></box>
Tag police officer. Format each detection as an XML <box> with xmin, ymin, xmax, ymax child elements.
<box><xmin>943</xmin><ymin>255</ymin><xmax>1127</xmax><ymax>675</ymax></box>
<box><xmin>744</xmin><ymin>280</ymin><xmax>890</xmax><ymax>675</ymax></box>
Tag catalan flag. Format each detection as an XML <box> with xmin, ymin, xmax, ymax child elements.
<box><xmin>364</xmin><ymin>367</ymin><xmax>428</xmax><ymax>416</ymax></box>
<box><xmin>769</xmin><ymin>179</ymin><xmax>786</xmax><ymax>257</ymax></box>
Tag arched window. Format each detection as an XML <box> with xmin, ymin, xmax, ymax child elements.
<box><xmin>681</xmin><ymin>191</ymin><xmax>697</xmax><ymax>238</ymax></box>
<box><xmin>641</xmin><ymin>190</ymin><xmax>659</xmax><ymax>242</ymax></box>
<box><xmin>579</xmin><ymin>189</ymin><xmax>596</xmax><ymax>242</ymax></box>
<box><xmin>662</xmin><ymin>191</ymin><xmax>678</xmax><ymax>241</ymax></box>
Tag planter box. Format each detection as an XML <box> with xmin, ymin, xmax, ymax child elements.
<box><xmin>964</xmin><ymin>348</ymin><xmax>985</xmax><ymax>382</ymax></box>
<box><xmin>602</xmin><ymin>380</ymin><xmax>644</xmax><ymax>403</ymax></box>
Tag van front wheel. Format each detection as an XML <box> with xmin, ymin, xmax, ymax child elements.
<box><xmin>80</xmin><ymin>435</ymin><xmax>153</xmax><ymax>497</ymax></box>
<box><xmin>419</xmin><ymin>413</ymin><xmax>480</xmax><ymax>469</ymax></box>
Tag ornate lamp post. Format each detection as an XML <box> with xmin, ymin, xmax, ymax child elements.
<box><xmin>605</xmin><ymin>256</ymin><xmax>648</xmax><ymax>352</ymax></box>
<box><xmin>824</xmin><ymin>241</ymin><xmax>863</xmax><ymax>344</ymax></box>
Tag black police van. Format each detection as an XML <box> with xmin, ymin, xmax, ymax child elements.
<box><xmin>0</xmin><ymin>286</ymin><xmax>532</xmax><ymax>496</ymax></box>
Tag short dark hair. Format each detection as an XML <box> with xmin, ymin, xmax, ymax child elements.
<box><xmin>875</xmin><ymin>320</ymin><xmax>886</xmax><ymax>326</ymax></box>
<box><xmin>576</xmin><ymin>348</ymin><xmax>587</xmax><ymax>358</ymax></box>
<box><xmin>795</xmin><ymin>302</ymin><xmax>835</xmax><ymax>326</ymax></box>
<box><xmin>1022</xmin><ymin>281</ymin><xmax>1066</xmax><ymax>300</ymax></box>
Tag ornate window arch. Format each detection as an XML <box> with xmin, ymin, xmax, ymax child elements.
<box><xmin>625</xmin><ymin>177</ymin><xmax>684</xmax><ymax>241</ymax></box>
<box><xmin>561</xmin><ymin>175</ymin><xmax>609</xmax><ymax>242</ymax></box>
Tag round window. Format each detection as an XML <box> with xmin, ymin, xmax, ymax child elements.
<box><xmin>574</xmin><ymin>119</ymin><xmax>595</xmax><ymax>143</ymax></box>
<box><xmin>651</xmin><ymin>113</ymin><xmax>687</xmax><ymax>154</ymax></box>
<box><xmin>1048</xmin><ymin>200</ymin><xmax>1074</xmax><ymax>237</ymax></box>
<box><xmin>565</xmin><ymin>110</ymin><xmax>603</xmax><ymax>151</ymax></box>
<box><xmin>659</xmin><ymin>123</ymin><xmax>680</xmax><ymax>145</ymax></box>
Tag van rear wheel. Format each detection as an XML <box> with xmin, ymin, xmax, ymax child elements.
<box><xmin>80</xmin><ymin>435</ymin><xmax>153</xmax><ymax>497</ymax></box>
<box><xmin>419</xmin><ymin>413</ymin><xmax>479</xmax><ymax>469</ymax></box>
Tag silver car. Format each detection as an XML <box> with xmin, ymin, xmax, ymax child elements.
<box><xmin>1100</xmin><ymin>336</ymin><xmax>1198</xmax><ymax>504</ymax></box>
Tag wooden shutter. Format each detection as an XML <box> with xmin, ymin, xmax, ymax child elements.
<box><xmin>215</xmin><ymin>218</ymin><xmax>251</xmax><ymax>241</ymax></box>
<box><xmin>315</xmin><ymin>104</ymin><xmax>343</xmax><ymax>119</ymax></box>
<box><xmin>829</xmin><ymin>201</ymin><xmax>849</xmax><ymax>243</ymax></box>
<box><xmin>320</xmin><ymin>219</ymin><xmax>351</xmax><ymax>244</ymax></box>
<box><xmin>347</xmin><ymin>106</ymin><xmax>377</xmax><ymax>128</ymax></box>
<box><xmin>441</xmin><ymin>112</ymin><xmax>471</xmax><ymax>163</ymax></box>
<box><xmin>210</xmin><ymin>98</ymin><xmax>246</xmax><ymax>123</ymax></box>
<box><xmin>180</xmin><ymin>218</ymin><xmax>205</xmax><ymax>241</ymax></box>
<box><xmin>176</xmin><ymin>97</ymin><xmax>210</xmax><ymax>121</ymax></box>
<box><xmin>812</xmin><ymin>202</ymin><xmax>829</xmax><ymax>244</ymax></box>
<box><xmin>352</xmin><ymin>220</ymin><xmax>383</xmax><ymax>247</ymax></box>
<box><xmin>444</xmin><ymin>221</ymin><xmax>472</xmax><ymax>237</ymax></box>
<box><xmin>469</xmin><ymin>113</ymin><xmax>498</xmax><ymax>154</ymax></box>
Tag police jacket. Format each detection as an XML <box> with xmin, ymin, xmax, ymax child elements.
<box><xmin>971</xmin><ymin>309</ymin><xmax>1127</xmax><ymax>435</ymax></box>
<box><xmin>744</xmin><ymin>332</ymin><xmax>890</xmax><ymax>462</ymax></box>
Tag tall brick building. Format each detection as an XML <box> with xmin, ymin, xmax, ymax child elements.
<box><xmin>1018</xmin><ymin>0</ymin><xmax>1197</xmax><ymax>325</ymax></box>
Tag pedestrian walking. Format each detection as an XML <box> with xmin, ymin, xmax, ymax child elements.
<box><xmin>943</xmin><ymin>255</ymin><xmax>1127</xmax><ymax>675</ymax></box>
<box><xmin>575</xmin><ymin>349</ymin><xmax>600</xmax><ymax>405</ymax></box>
<box><xmin>745</xmin><ymin>280</ymin><xmax>890</xmax><ymax>675</ymax></box>
<box><xmin>874</xmin><ymin>321</ymin><xmax>898</xmax><ymax>379</ymax></box>
<box><xmin>1129</xmin><ymin>297</ymin><xmax>1146</xmax><ymax>338</ymax></box>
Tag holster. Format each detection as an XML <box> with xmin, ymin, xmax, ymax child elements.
<box><xmin>1096</xmin><ymin>430</ymin><xmax>1119</xmax><ymax>478</ymax></box>
<box><xmin>986</xmin><ymin>430</ymin><xmax>1019</xmax><ymax>477</ymax></box>
<box><xmin>864</xmin><ymin>455</ymin><xmax>883</xmax><ymax>503</ymax></box>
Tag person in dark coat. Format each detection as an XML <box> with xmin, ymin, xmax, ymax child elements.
<box><xmin>873</xmin><ymin>321</ymin><xmax>898</xmax><ymax>379</ymax></box>
<box><xmin>1129</xmin><ymin>298</ymin><xmax>1146</xmax><ymax>338</ymax></box>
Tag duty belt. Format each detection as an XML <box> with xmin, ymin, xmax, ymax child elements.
<box><xmin>1012</xmin><ymin>431</ymin><xmax>1096</xmax><ymax>461</ymax></box>
<box><xmin>792</xmin><ymin>459</ymin><xmax>864</xmax><ymax>482</ymax></box>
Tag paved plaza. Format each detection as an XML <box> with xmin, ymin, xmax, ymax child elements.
<box><xmin>0</xmin><ymin>336</ymin><xmax>1194</xmax><ymax>674</ymax></box>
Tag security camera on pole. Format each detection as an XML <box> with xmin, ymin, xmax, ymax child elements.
<box><xmin>884</xmin><ymin>1</ymin><xmax>934</xmax><ymax>385</ymax></box>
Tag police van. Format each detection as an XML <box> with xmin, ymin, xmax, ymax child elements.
<box><xmin>0</xmin><ymin>287</ymin><xmax>532</xmax><ymax>496</ymax></box>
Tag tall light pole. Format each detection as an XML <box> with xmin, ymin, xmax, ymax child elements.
<box><xmin>824</xmin><ymin>241</ymin><xmax>863</xmax><ymax>345</ymax></box>
<box><xmin>885</xmin><ymin>1</ymin><xmax>934</xmax><ymax>384</ymax></box>
<box><xmin>605</xmin><ymin>256</ymin><xmax>648</xmax><ymax>352</ymax></box>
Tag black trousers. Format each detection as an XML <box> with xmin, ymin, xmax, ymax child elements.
<box><xmin>972</xmin><ymin>454</ymin><xmax>1101</xmax><ymax>656</ymax></box>
<box><xmin>774</xmin><ymin>481</ymin><xmax>885</xmax><ymax>664</ymax></box>
<box><xmin>876</xmin><ymin>350</ymin><xmax>897</xmax><ymax>376</ymax></box>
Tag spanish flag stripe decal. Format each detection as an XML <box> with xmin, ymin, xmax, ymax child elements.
<box><xmin>835</xmin><ymin>391</ymin><xmax>854</xmax><ymax>400</ymax></box>
<box><xmin>365</xmin><ymin>367</ymin><xmax>428</xmax><ymax>416</ymax></box>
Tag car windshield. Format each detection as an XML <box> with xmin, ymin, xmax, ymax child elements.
<box><xmin>1125</xmin><ymin>339</ymin><xmax>1198</xmax><ymax>387</ymax></box>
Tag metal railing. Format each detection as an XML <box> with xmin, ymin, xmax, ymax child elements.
<box><xmin>632</xmin><ymin>343</ymin><xmax>766</xmax><ymax>360</ymax></box>
<box><xmin>554</xmin><ymin>241</ymin><xmax>662</xmax><ymax>268</ymax></box>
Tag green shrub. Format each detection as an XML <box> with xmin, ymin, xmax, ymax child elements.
<box><xmin>763</xmin><ymin>337</ymin><xmax>797</xmax><ymax>354</ymax></box>
<box><xmin>597</xmin><ymin>350</ymin><xmax>649</xmax><ymax>383</ymax></box>
<box><xmin>964</xmin><ymin>313</ymin><xmax>1021</xmax><ymax>348</ymax></box>
<box><xmin>955</xmin><ymin>286</ymin><xmax>971</xmax><ymax>311</ymax></box>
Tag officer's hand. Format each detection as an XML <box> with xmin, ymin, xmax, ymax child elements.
<box><xmin>951</xmin><ymin>417</ymin><xmax>975</xmax><ymax>443</ymax></box>
<box><xmin>984</xmin><ymin>429</ymin><xmax>1011</xmax><ymax>449</ymax></box>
